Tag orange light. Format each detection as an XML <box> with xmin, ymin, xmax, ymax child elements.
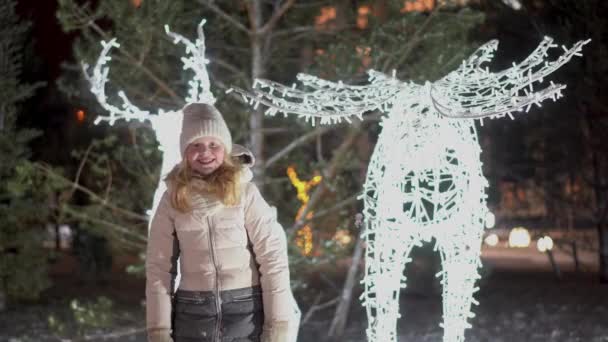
<box><xmin>315</xmin><ymin>6</ymin><xmax>337</xmax><ymax>30</ymax></box>
<box><xmin>131</xmin><ymin>0</ymin><xmax>142</xmax><ymax>8</ymax></box>
<box><xmin>401</xmin><ymin>0</ymin><xmax>435</xmax><ymax>13</ymax></box>
<box><xmin>76</xmin><ymin>109</ymin><xmax>85</xmax><ymax>122</ymax></box>
<box><xmin>287</xmin><ymin>166</ymin><xmax>323</xmax><ymax>256</ymax></box>
<box><xmin>357</xmin><ymin>5</ymin><xmax>371</xmax><ymax>29</ymax></box>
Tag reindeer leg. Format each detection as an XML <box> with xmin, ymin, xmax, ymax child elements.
<box><xmin>436</xmin><ymin>229</ymin><xmax>483</xmax><ymax>342</ymax></box>
<box><xmin>363</xmin><ymin>215</ymin><xmax>418</xmax><ymax>342</ymax></box>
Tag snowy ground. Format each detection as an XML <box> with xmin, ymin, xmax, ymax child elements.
<box><xmin>1</xmin><ymin>252</ymin><xmax>607</xmax><ymax>342</ymax></box>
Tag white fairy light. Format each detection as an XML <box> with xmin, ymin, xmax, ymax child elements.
<box><xmin>537</xmin><ymin>236</ymin><xmax>554</xmax><ymax>252</ymax></box>
<box><xmin>83</xmin><ymin>19</ymin><xmax>215</xmax><ymax>217</ymax></box>
<box><xmin>233</xmin><ymin>37</ymin><xmax>589</xmax><ymax>342</ymax></box>
<box><xmin>484</xmin><ymin>233</ymin><xmax>499</xmax><ymax>247</ymax></box>
<box><xmin>509</xmin><ymin>227</ymin><xmax>531</xmax><ymax>248</ymax></box>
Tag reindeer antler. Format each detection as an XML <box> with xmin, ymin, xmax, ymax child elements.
<box><xmin>230</xmin><ymin>71</ymin><xmax>403</xmax><ymax>126</ymax></box>
<box><xmin>165</xmin><ymin>19</ymin><xmax>215</xmax><ymax>105</ymax></box>
<box><xmin>431</xmin><ymin>37</ymin><xmax>590</xmax><ymax>121</ymax></box>
<box><xmin>83</xmin><ymin>19</ymin><xmax>215</xmax><ymax>127</ymax></box>
<box><xmin>82</xmin><ymin>39</ymin><xmax>152</xmax><ymax>125</ymax></box>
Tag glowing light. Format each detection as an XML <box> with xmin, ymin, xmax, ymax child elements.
<box><xmin>483</xmin><ymin>233</ymin><xmax>499</xmax><ymax>247</ymax></box>
<box><xmin>537</xmin><ymin>236</ymin><xmax>554</xmax><ymax>252</ymax></box>
<box><xmin>508</xmin><ymin>227</ymin><xmax>531</xmax><ymax>248</ymax></box>
<box><xmin>333</xmin><ymin>229</ymin><xmax>353</xmax><ymax>246</ymax></box>
<box><xmin>502</xmin><ymin>0</ymin><xmax>522</xmax><ymax>10</ymax></box>
<box><xmin>315</xmin><ymin>6</ymin><xmax>337</xmax><ymax>30</ymax></box>
<box><xmin>357</xmin><ymin>5</ymin><xmax>371</xmax><ymax>29</ymax></box>
<box><xmin>401</xmin><ymin>0</ymin><xmax>435</xmax><ymax>13</ymax></box>
<box><xmin>83</xmin><ymin>19</ymin><xmax>214</xmax><ymax>217</ymax></box>
<box><xmin>131</xmin><ymin>0</ymin><xmax>142</xmax><ymax>8</ymax></box>
<box><xmin>76</xmin><ymin>109</ymin><xmax>85</xmax><ymax>122</ymax></box>
<box><xmin>287</xmin><ymin>166</ymin><xmax>322</xmax><ymax>255</ymax></box>
<box><xmin>233</xmin><ymin>37</ymin><xmax>588</xmax><ymax>342</ymax></box>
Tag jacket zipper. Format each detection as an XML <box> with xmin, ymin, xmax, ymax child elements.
<box><xmin>207</xmin><ymin>216</ymin><xmax>222</xmax><ymax>342</ymax></box>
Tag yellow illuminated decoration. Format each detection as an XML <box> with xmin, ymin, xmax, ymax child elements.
<box><xmin>287</xmin><ymin>166</ymin><xmax>322</xmax><ymax>255</ymax></box>
<box><xmin>334</xmin><ymin>229</ymin><xmax>353</xmax><ymax>246</ymax></box>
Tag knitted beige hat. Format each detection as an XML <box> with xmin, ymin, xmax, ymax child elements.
<box><xmin>179</xmin><ymin>103</ymin><xmax>232</xmax><ymax>157</ymax></box>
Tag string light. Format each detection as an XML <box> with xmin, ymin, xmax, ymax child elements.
<box><xmin>232</xmin><ymin>37</ymin><xmax>589</xmax><ymax>342</ymax></box>
<box><xmin>83</xmin><ymin>19</ymin><xmax>215</xmax><ymax>217</ymax></box>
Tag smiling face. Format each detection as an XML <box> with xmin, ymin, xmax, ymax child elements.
<box><xmin>185</xmin><ymin>136</ymin><xmax>226</xmax><ymax>175</ymax></box>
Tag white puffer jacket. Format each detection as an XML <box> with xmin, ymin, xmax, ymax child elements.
<box><xmin>146</xmin><ymin>145</ymin><xmax>300</xmax><ymax>342</ymax></box>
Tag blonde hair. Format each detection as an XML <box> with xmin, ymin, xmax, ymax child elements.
<box><xmin>165</xmin><ymin>157</ymin><xmax>242</xmax><ymax>212</ymax></box>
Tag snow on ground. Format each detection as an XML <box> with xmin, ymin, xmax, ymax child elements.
<box><xmin>1</xmin><ymin>252</ymin><xmax>606</xmax><ymax>342</ymax></box>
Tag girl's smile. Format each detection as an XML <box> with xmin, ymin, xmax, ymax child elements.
<box><xmin>185</xmin><ymin>136</ymin><xmax>225</xmax><ymax>175</ymax></box>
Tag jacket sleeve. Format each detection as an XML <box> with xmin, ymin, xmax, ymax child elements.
<box><xmin>146</xmin><ymin>191</ymin><xmax>179</xmax><ymax>341</ymax></box>
<box><xmin>243</xmin><ymin>183</ymin><xmax>294</xmax><ymax>328</ymax></box>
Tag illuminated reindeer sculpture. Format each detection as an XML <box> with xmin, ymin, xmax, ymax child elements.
<box><xmin>83</xmin><ymin>20</ymin><xmax>214</xmax><ymax>216</ymax></box>
<box><xmin>233</xmin><ymin>37</ymin><xmax>588</xmax><ymax>342</ymax></box>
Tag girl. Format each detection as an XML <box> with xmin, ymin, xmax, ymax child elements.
<box><xmin>146</xmin><ymin>103</ymin><xmax>300</xmax><ymax>342</ymax></box>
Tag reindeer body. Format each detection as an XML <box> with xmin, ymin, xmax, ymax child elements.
<box><xmin>361</xmin><ymin>87</ymin><xmax>488</xmax><ymax>341</ymax></box>
<box><xmin>235</xmin><ymin>37</ymin><xmax>588</xmax><ymax>342</ymax></box>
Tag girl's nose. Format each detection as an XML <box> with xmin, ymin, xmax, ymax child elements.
<box><xmin>198</xmin><ymin>145</ymin><xmax>211</xmax><ymax>154</ymax></box>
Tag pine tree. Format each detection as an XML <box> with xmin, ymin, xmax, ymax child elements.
<box><xmin>0</xmin><ymin>0</ymin><xmax>55</xmax><ymax>306</ymax></box>
<box><xmin>55</xmin><ymin>1</ymin><xmax>485</xmax><ymax>287</ymax></box>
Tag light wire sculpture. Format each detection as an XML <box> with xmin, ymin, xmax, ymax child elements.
<box><xmin>83</xmin><ymin>19</ymin><xmax>214</xmax><ymax>216</ymax></box>
<box><xmin>231</xmin><ymin>37</ymin><xmax>589</xmax><ymax>342</ymax></box>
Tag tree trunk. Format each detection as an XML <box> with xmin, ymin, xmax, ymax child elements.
<box><xmin>326</xmin><ymin>214</ymin><xmax>365</xmax><ymax>341</ymax></box>
<box><xmin>249</xmin><ymin>0</ymin><xmax>266</xmax><ymax>187</ymax></box>
<box><xmin>582</xmin><ymin>113</ymin><xmax>608</xmax><ymax>283</ymax></box>
<box><xmin>598</xmin><ymin>224</ymin><xmax>608</xmax><ymax>283</ymax></box>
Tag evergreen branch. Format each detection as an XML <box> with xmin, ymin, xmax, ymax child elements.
<box><xmin>62</xmin><ymin>205</ymin><xmax>147</xmax><ymax>245</ymax></box>
<box><xmin>301</xmin><ymin>296</ymin><xmax>339</xmax><ymax>325</ymax></box>
<box><xmin>212</xmin><ymin>58</ymin><xmax>249</xmax><ymax>84</ymax></box>
<box><xmin>70</xmin><ymin>143</ymin><xmax>93</xmax><ymax>199</ymax></box>
<box><xmin>33</xmin><ymin>163</ymin><xmax>149</xmax><ymax>222</ymax></box>
<box><xmin>271</xmin><ymin>25</ymin><xmax>316</xmax><ymax>39</ymax></box>
<box><xmin>103</xmin><ymin>157</ymin><xmax>113</xmax><ymax>203</ymax></box>
<box><xmin>296</xmin><ymin>193</ymin><xmax>360</xmax><ymax>228</ymax></box>
<box><xmin>198</xmin><ymin>0</ymin><xmax>250</xmax><ymax>34</ymax></box>
<box><xmin>264</xmin><ymin>126</ymin><xmax>334</xmax><ymax>169</ymax></box>
<box><xmin>390</xmin><ymin>4</ymin><xmax>442</xmax><ymax>71</ymax></box>
<box><xmin>86</xmin><ymin>22</ymin><xmax>182</xmax><ymax>105</ymax></box>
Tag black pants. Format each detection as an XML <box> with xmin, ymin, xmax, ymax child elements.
<box><xmin>172</xmin><ymin>286</ymin><xmax>264</xmax><ymax>342</ymax></box>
